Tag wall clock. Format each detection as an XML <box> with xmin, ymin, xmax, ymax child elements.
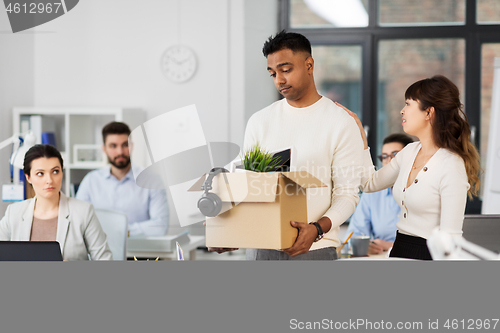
<box><xmin>161</xmin><ymin>45</ymin><xmax>197</xmax><ymax>83</ymax></box>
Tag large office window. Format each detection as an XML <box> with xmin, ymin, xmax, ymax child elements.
<box><xmin>290</xmin><ymin>0</ymin><xmax>369</xmax><ymax>28</ymax></box>
<box><xmin>378</xmin><ymin>0</ymin><xmax>465</xmax><ymax>26</ymax></box>
<box><xmin>378</xmin><ymin>39</ymin><xmax>465</xmax><ymax>150</ymax></box>
<box><xmin>477</xmin><ymin>0</ymin><xmax>500</xmax><ymax>24</ymax></box>
<box><xmin>313</xmin><ymin>45</ymin><xmax>363</xmax><ymax>119</ymax></box>
<box><xmin>279</xmin><ymin>0</ymin><xmax>500</xmax><ymax>212</ymax></box>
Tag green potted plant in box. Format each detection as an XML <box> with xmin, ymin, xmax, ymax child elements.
<box><xmin>240</xmin><ymin>143</ymin><xmax>285</xmax><ymax>172</ymax></box>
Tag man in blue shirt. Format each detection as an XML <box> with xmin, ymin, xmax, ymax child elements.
<box><xmin>347</xmin><ymin>133</ymin><xmax>413</xmax><ymax>254</ymax></box>
<box><xmin>76</xmin><ymin>122</ymin><xmax>169</xmax><ymax>236</ymax></box>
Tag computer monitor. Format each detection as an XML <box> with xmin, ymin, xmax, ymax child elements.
<box><xmin>0</xmin><ymin>241</ymin><xmax>63</xmax><ymax>261</ymax></box>
<box><xmin>462</xmin><ymin>215</ymin><xmax>500</xmax><ymax>254</ymax></box>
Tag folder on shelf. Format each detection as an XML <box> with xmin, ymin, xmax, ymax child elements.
<box><xmin>41</xmin><ymin>132</ymin><xmax>56</xmax><ymax>147</ymax></box>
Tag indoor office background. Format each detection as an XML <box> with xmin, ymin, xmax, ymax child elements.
<box><xmin>284</xmin><ymin>0</ymin><xmax>500</xmax><ymax>213</ymax></box>
<box><xmin>0</xmin><ymin>0</ymin><xmax>279</xmax><ymax>237</ymax></box>
<box><xmin>0</xmin><ymin>0</ymin><xmax>499</xmax><ymax>259</ymax></box>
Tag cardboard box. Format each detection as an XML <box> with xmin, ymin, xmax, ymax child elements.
<box><xmin>189</xmin><ymin>171</ymin><xmax>326</xmax><ymax>249</ymax></box>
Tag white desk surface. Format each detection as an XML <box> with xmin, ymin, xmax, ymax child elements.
<box><xmin>127</xmin><ymin>235</ymin><xmax>205</xmax><ymax>260</ymax></box>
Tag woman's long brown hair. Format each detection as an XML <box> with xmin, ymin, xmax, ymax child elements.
<box><xmin>405</xmin><ymin>75</ymin><xmax>481</xmax><ymax>198</ymax></box>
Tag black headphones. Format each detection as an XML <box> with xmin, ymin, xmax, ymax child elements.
<box><xmin>198</xmin><ymin>167</ymin><xmax>229</xmax><ymax>217</ymax></box>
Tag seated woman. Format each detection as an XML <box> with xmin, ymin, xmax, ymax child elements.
<box><xmin>0</xmin><ymin>144</ymin><xmax>112</xmax><ymax>260</ymax></box>
<box><xmin>337</xmin><ymin>75</ymin><xmax>481</xmax><ymax>260</ymax></box>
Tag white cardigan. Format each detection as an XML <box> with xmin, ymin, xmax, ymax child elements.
<box><xmin>361</xmin><ymin>142</ymin><xmax>469</xmax><ymax>239</ymax></box>
<box><xmin>0</xmin><ymin>192</ymin><xmax>113</xmax><ymax>260</ymax></box>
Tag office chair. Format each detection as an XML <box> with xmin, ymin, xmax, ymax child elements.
<box><xmin>94</xmin><ymin>208</ymin><xmax>128</xmax><ymax>260</ymax></box>
<box><xmin>462</xmin><ymin>214</ymin><xmax>500</xmax><ymax>254</ymax></box>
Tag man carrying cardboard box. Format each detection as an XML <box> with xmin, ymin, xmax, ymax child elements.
<box><xmin>209</xmin><ymin>30</ymin><xmax>364</xmax><ymax>260</ymax></box>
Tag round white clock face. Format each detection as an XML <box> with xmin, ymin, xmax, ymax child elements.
<box><xmin>161</xmin><ymin>45</ymin><xmax>197</xmax><ymax>83</ymax></box>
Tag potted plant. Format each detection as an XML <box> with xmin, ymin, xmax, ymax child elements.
<box><xmin>240</xmin><ymin>143</ymin><xmax>285</xmax><ymax>172</ymax></box>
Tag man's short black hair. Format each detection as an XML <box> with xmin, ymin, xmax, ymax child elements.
<box><xmin>383</xmin><ymin>133</ymin><xmax>414</xmax><ymax>147</ymax></box>
<box><xmin>102</xmin><ymin>121</ymin><xmax>131</xmax><ymax>143</ymax></box>
<box><xmin>262</xmin><ymin>30</ymin><xmax>312</xmax><ymax>58</ymax></box>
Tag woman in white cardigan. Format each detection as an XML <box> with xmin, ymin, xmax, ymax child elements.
<box><xmin>0</xmin><ymin>144</ymin><xmax>112</xmax><ymax>260</ymax></box>
<box><xmin>337</xmin><ymin>75</ymin><xmax>480</xmax><ymax>260</ymax></box>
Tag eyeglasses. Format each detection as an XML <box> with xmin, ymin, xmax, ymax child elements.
<box><xmin>377</xmin><ymin>151</ymin><xmax>399</xmax><ymax>162</ymax></box>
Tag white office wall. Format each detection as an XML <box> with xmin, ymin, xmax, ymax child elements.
<box><xmin>0</xmin><ymin>0</ymin><xmax>278</xmax><ymax>224</ymax></box>
<box><xmin>0</xmin><ymin>10</ymin><xmax>35</xmax><ymax>214</ymax></box>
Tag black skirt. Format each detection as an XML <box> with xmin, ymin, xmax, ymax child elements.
<box><xmin>389</xmin><ymin>231</ymin><xmax>433</xmax><ymax>260</ymax></box>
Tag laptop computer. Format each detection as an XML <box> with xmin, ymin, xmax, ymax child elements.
<box><xmin>0</xmin><ymin>241</ymin><xmax>63</xmax><ymax>261</ymax></box>
<box><xmin>462</xmin><ymin>215</ymin><xmax>500</xmax><ymax>254</ymax></box>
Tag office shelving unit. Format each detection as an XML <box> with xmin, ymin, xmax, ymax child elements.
<box><xmin>13</xmin><ymin>107</ymin><xmax>145</xmax><ymax>196</ymax></box>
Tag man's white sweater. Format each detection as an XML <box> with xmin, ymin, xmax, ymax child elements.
<box><xmin>244</xmin><ymin>96</ymin><xmax>364</xmax><ymax>250</ymax></box>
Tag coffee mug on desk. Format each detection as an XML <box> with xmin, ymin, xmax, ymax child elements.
<box><xmin>350</xmin><ymin>236</ymin><xmax>370</xmax><ymax>257</ymax></box>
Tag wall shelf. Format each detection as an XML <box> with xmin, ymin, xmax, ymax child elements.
<box><xmin>13</xmin><ymin>107</ymin><xmax>145</xmax><ymax>197</ymax></box>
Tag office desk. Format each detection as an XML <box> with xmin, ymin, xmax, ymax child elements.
<box><xmin>127</xmin><ymin>235</ymin><xmax>205</xmax><ymax>260</ymax></box>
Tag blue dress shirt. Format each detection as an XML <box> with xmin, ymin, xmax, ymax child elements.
<box><xmin>76</xmin><ymin>165</ymin><xmax>169</xmax><ymax>236</ymax></box>
<box><xmin>346</xmin><ymin>188</ymin><xmax>399</xmax><ymax>242</ymax></box>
